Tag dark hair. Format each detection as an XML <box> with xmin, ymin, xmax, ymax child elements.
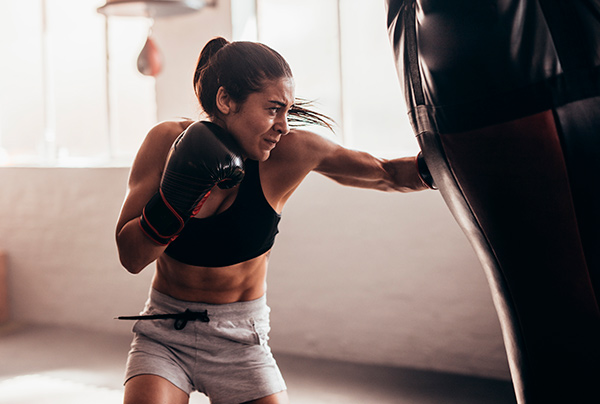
<box><xmin>194</xmin><ymin>37</ymin><xmax>334</xmax><ymax>131</ymax></box>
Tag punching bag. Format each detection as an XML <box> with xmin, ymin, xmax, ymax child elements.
<box><xmin>386</xmin><ymin>1</ymin><xmax>600</xmax><ymax>403</ymax></box>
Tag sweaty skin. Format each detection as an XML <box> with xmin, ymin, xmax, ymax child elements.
<box><xmin>116</xmin><ymin>78</ymin><xmax>427</xmax><ymax>304</ymax></box>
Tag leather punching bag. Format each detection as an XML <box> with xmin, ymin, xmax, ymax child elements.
<box><xmin>386</xmin><ymin>1</ymin><xmax>600</xmax><ymax>403</ymax></box>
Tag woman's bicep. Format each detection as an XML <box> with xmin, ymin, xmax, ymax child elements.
<box><xmin>115</xmin><ymin>178</ymin><xmax>157</xmax><ymax>235</ymax></box>
<box><xmin>115</xmin><ymin>127</ymin><xmax>171</xmax><ymax>234</ymax></box>
<box><xmin>277</xmin><ymin>130</ymin><xmax>388</xmax><ymax>188</ymax></box>
<box><xmin>312</xmin><ymin>139</ymin><xmax>388</xmax><ymax>186</ymax></box>
<box><xmin>114</xmin><ymin>122</ymin><xmax>184</xmax><ymax>271</ymax></box>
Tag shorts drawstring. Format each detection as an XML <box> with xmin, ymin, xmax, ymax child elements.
<box><xmin>117</xmin><ymin>308</ymin><xmax>210</xmax><ymax>330</ymax></box>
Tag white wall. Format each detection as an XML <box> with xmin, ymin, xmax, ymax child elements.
<box><xmin>0</xmin><ymin>168</ymin><xmax>154</xmax><ymax>327</ymax></box>
<box><xmin>268</xmin><ymin>174</ymin><xmax>509</xmax><ymax>378</ymax></box>
<box><xmin>0</xmin><ymin>0</ymin><xmax>511</xmax><ymax>381</ymax></box>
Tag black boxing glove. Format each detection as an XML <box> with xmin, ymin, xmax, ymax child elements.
<box><xmin>416</xmin><ymin>151</ymin><xmax>437</xmax><ymax>190</ymax></box>
<box><xmin>139</xmin><ymin>121</ymin><xmax>245</xmax><ymax>245</ymax></box>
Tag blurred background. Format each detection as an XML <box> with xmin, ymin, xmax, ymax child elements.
<box><xmin>0</xmin><ymin>0</ymin><xmax>513</xmax><ymax>402</ymax></box>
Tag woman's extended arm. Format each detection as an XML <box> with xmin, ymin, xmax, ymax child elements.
<box><xmin>289</xmin><ymin>129</ymin><xmax>431</xmax><ymax>192</ymax></box>
<box><xmin>316</xmin><ymin>148</ymin><xmax>429</xmax><ymax>192</ymax></box>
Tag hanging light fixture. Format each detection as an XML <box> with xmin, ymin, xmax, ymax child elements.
<box><xmin>97</xmin><ymin>0</ymin><xmax>213</xmax><ymax>76</ymax></box>
<box><xmin>97</xmin><ymin>0</ymin><xmax>209</xmax><ymax>18</ymax></box>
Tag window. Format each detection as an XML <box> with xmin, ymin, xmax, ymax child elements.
<box><xmin>0</xmin><ymin>0</ymin><xmax>156</xmax><ymax>167</ymax></box>
<box><xmin>252</xmin><ymin>0</ymin><xmax>419</xmax><ymax>156</ymax></box>
<box><xmin>1</xmin><ymin>1</ymin><xmax>419</xmax><ymax>166</ymax></box>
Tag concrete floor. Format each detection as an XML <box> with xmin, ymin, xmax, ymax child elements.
<box><xmin>0</xmin><ymin>323</ymin><xmax>517</xmax><ymax>404</ymax></box>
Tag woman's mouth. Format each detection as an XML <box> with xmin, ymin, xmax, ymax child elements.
<box><xmin>264</xmin><ymin>138</ymin><xmax>278</xmax><ymax>150</ymax></box>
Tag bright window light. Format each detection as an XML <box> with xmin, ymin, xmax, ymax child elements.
<box><xmin>0</xmin><ymin>0</ymin><xmax>156</xmax><ymax>167</ymax></box>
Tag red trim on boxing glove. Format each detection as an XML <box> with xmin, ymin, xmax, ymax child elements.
<box><xmin>190</xmin><ymin>190</ymin><xmax>211</xmax><ymax>217</ymax></box>
<box><xmin>138</xmin><ymin>190</ymin><xmax>186</xmax><ymax>246</ymax></box>
<box><xmin>138</xmin><ymin>217</ymin><xmax>176</xmax><ymax>246</ymax></box>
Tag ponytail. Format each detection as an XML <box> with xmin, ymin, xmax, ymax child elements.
<box><xmin>194</xmin><ymin>37</ymin><xmax>229</xmax><ymax>116</ymax></box>
<box><xmin>289</xmin><ymin>99</ymin><xmax>335</xmax><ymax>131</ymax></box>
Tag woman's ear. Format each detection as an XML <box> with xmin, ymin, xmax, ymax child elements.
<box><xmin>216</xmin><ymin>86</ymin><xmax>235</xmax><ymax>115</ymax></box>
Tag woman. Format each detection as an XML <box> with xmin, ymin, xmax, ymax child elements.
<box><xmin>115</xmin><ymin>37</ymin><xmax>433</xmax><ymax>404</ymax></box>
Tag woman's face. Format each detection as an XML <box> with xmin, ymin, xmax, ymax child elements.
<box><xmin>219</xmin><ymin>77</ymin><xmax>295</xmax><ymax>161</ymax></box>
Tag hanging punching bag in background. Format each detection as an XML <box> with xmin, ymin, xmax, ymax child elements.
<box><xmin>385</xmin><ymin>1</ymin><xmax>600</xmax><ymax>403</ymax></box>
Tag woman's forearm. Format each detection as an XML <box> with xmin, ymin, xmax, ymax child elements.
<box><xmin>116</xmin><ymin>218</ymin><xmax>168</xmax><ymax>274</ymax></box>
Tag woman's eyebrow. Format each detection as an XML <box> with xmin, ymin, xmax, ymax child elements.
<box><xmin>268</xmin><ymin>100</ymin><xmax>289</xmax><ymax>108</ymax></box>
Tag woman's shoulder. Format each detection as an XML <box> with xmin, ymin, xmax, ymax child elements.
<box><xmin>147</xmin><ymin>119</ymin><xmax>195</xmax><ymax>143</ymax></box>
<box><xmin>137</xmin><ymin>119</ymin><xmax>196</xmax><ymax>156</ymax></box>
<box><xmin>270</xmin><ymin>128</ymin><xmax>339</xmax><ymax>165</ymax></box>
<box><xmin>129</xmin><ymin>119</ymin><xmax>195</xmax><ymax>182</ymax></box>
<box><xmin>262</xmin><ymin>128</ymin><xmax>338</xmax><ymax>180</ymax></box>
<box><xmin>259</xmin><ymin>128</ymin><xmax>340</xmax><ymax>209</ymax></box>
<box><xmin>272</xmin><ymin>128</ymin><xmax>324</xmax><ymax>154</ymax></box>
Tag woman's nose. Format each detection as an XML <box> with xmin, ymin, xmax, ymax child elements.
<box><xmin>274</xmin><ymin>116</ymin><xmax>290</xmax><ymax>135</ymax></box>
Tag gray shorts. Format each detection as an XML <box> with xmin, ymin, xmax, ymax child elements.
<box><xmin>124</xmin><ymin>288</ymin><xmax>286</xmax><ymax>404</ymax></box>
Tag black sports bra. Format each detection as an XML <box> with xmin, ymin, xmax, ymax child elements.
<box><xmin>164</xmin><ymin>159</ymin><xmax>281</xmax><ymax>267</ymax></box>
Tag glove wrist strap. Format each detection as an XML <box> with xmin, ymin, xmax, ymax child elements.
<box><xmin>138</xmin><ymin>191</ymin><xmax>186</xmax><ymax>246</ymax></box>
